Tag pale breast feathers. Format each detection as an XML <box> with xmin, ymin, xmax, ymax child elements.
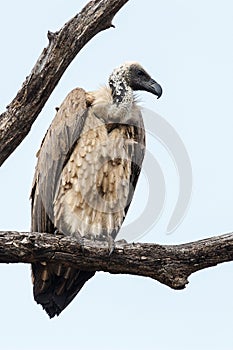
<box><xmin>31</xmin><ymin>86</ymin><xmax>145</xmax><ymax>241</ymax></box>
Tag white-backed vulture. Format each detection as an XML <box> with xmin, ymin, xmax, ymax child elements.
<box><xmin>31</xmin><ymin>62</ymin><xmax>162</xmax><ymax>318</ymax></box>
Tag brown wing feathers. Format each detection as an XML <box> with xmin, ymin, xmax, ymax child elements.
<box><xmin>31</xmin><ymin>89</ymin><xmax>95</xmax><ymax>317</ymax></box>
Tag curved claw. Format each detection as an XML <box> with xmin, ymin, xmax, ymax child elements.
<box><xmin>108</xmin><ymin>236</ymin><xmax>115</xmax><ymax>256</ymax></box>
<box><xmin>79</xmin><ymin>237</ymin><xmax>85</xmax><ymax>255</ymax></box>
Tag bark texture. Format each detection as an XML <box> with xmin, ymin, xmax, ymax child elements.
<box><xmin>0</xmin><ymin>0</ymin><xmax>129</xmax><ymax>166</ymax></box>
<box><xmin>1</xmin><ymin>231</ymin><xmax>232</xmax><ymax>290</ymax></box>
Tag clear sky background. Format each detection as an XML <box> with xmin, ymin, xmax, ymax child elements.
<box><xmin>1</xmin><ymin>1</ymin><xmax>233</xmax><ymax>349</ymax></box>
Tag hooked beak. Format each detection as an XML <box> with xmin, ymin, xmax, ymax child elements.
<box><xmin>148</xmin><ymin>78</ymin><xmax>163</xmax><ymax>99</ymax></box>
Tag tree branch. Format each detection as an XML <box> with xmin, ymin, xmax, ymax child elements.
<box><xmin>0</xmin><ymin>0</ymin><xmax>129</xmax><ymax>166</ymax></box>
<box><xmin>1</xmin><ymin>231</ymin><xmax>233</xmax><ymax>290</ymax></box>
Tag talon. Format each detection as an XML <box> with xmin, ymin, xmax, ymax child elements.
<box><xmin>54</xmin><ymin>229</ymin><xmax>63</xmax><ymax>236</ymax></box>
<box><xmin>108</xmin><ymin>236</ymin><xmax>115</xmax><ymax>256</ymax></box>
<box><xmin>54</xmin><ymin>229</ymin><xmax>59</xmax><ymax>236</ymax></box>
<box><xmin>79</xmin><ymin>236</ymin><xmax>85</xmax><ymax>254</ymax></box>
<box><xmin>72</xmin><ymin>233</ymin><xmax>85</xmax><ymax>254</ymax></box>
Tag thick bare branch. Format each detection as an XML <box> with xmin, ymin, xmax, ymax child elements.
<box><xmin>1</xmin><ymin>231</ymin><xmax>233</xmax><ymax>289</ymax></box>
<box><xmin>0</xmin><ymin>0</ymin><xmax>129</xmax><ymax>166</ymax></box>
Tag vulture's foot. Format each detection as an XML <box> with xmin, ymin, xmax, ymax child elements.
<box><xmin>71</xmin><ymin>232</ymin><xmax>85</xmax><ymax>254</ymax></box>
<box><xmin>54</xmin><ymin>229</ymin><xmax>65</xmax><ymax>237</ymax></box>
<box><xmin>78</xmin><ymin>236</ymin><xmax>85</xmax><ymax>254</ymax></box>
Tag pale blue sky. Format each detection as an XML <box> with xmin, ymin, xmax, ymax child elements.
<box><xmin>1</xmin><ymin>1</ymin><xmax>233</xmax><ymax>349</ymax></box>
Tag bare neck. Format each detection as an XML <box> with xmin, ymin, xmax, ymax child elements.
<box><xmin>109</xmin><ymin>72</ymin><xmax>133</xmax><ymax>106</ymax></box>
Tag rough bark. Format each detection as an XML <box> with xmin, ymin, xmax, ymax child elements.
<box><xmin>1</xmin><ymin>231</ymin><xmax>233</xmax><ymax>290</ymax></box>
<box><xmin>0</xmin><ymin>0</ymin><xmax>129</xmax><ymax>166</ymax></box>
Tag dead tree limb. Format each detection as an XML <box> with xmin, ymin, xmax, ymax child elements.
<box><xmin>0</xmin><ymin>0</ymin><xmax>129</xmax><ymax>166</ymax></box>
<box><xmin>1</xmin><ymin>231</ymin><xmax>233</xmax><ymax>290</ymax></box>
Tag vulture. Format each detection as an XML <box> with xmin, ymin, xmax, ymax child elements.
<box><xmin>31</xmin><ymin>62</ymin><xmax>162</xmax><ymax>318</ymax></box>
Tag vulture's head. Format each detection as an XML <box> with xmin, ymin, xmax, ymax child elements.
<box><xmin>109</xmin><ymin>62</ymin><xmax>162</xmax><ymax>99</ymax></box>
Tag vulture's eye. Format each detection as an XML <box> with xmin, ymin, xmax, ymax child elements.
<box><xmin>137</xmin><ymin>69</ymin><xmax>145</xmax><ymax>77</ymax></box>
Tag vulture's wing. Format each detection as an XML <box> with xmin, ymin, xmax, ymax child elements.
<box><xmin>31</xmin><ymin>88</ymin><xmax>89</xmax><ymax>233</ymax></box>
<box><xmin>121</xmin><ymin>109</ymin><xmax>146</xmax><ymax>225</ymax></box>
<box><xmin>31</xmin><ymin>88</ymin><xmax>95</xmax><ymax>318</ymax></box>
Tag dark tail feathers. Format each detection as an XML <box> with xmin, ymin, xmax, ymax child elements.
<box><xmin>31</xmin><ymin>262</ymin><xmax>95</xmax><ymax>318</ymax></box>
